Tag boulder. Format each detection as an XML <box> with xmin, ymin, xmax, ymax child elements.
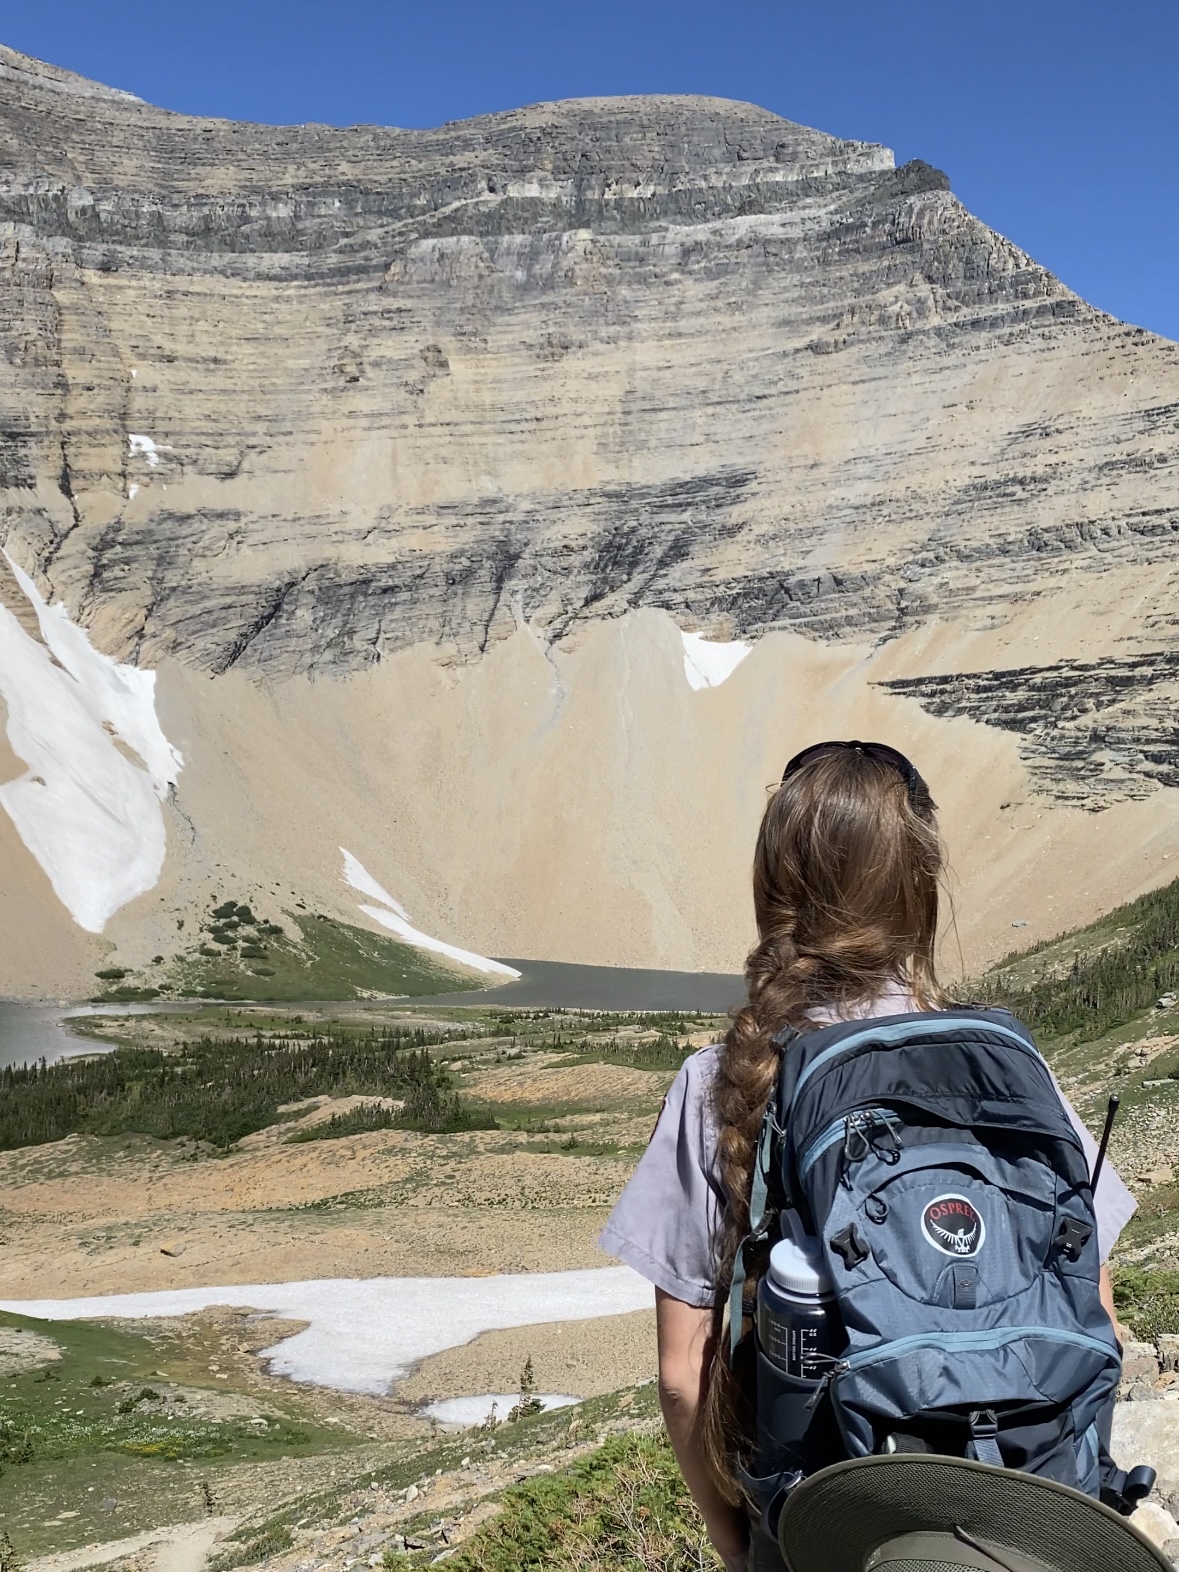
<box><xmin>1123</xmin><ymin>1341</ymin><xmax>1163</xmax><ymax>1385</ymax></box>
<box><xmin>1127</xmin><ymin>1501</ymin><xmax>1179</xmax><ymax>1556</ymax></box>
<box><xmin>1113</xmin><ymin>1401</ymin><xmax>1179</xmax><ymax>1516</ymax></box>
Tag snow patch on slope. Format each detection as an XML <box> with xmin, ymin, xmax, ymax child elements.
<box><xmin>0</xmin><ymin>551</ymin><xmax>182</xmax><ymax>931</ymax></box>
<box><xmin>681</xmin><ymin>630</ymin><xmax>752</xmax><ymax>690</ymax></box>
<box><xmin>0</xmin><ymin>1266</ymin><xmax>652</xmax><ymax>1396</ymax></box>
<box><xmin>424</xmin><ymin>1393</ymin><xmax>579</xmax><ymax>1428</ymax></box>
<box><xmin>341</xmin><ymin>848</ymin><xmax>520</xmax><ymax>977</ymax></box>
<box><xmin>127</xmin><ymin>433</ymin><xmax>169</xmax><ymax>468</ymax></box>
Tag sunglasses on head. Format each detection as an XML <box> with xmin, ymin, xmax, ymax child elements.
<box><xmin>780</xmin><ymin>740</ymin><xmax>934</xmax><ymax>812</ymax></box>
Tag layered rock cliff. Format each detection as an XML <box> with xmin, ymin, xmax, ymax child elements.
<box><xmin>2</xmin><ymin>43</ymin><xmax>1179</xmax><ymax>995</ymax></box>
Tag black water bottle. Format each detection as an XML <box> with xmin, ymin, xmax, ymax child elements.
<box><xmin>755</xmin><ymin>1235</ymin><xmax>844</xmax><ymax>1475</ymax></box>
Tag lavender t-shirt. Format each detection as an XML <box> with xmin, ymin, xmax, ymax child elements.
<box><xmin>600</xmin><ymin>1021</ymin><xmax>1136</xmax><ymax>1308</ymax></box>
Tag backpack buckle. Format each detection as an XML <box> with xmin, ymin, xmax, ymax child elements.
<box><xmin>1054</xmin><ymin>1216</ymin><xmax>1094</xmax><ymax>1262</ymax></box>
<box><xmin>967</xmin><ymin>1409</ymin><xmax>1003</xmax><ymax>1468</ymax></box>
<box><xmin>831</xmin><ymin>1222</ymin><xmax>869</xmax><ymax>1270</ymax></box>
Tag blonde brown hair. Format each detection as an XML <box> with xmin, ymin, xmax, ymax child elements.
<box><xmin>702</xmin><ymin>743</ymin><xmax>947</xmax><ymax>1495</ymax></box>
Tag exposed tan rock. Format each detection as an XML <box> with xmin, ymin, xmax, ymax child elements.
<box><xmin>0</xmin><ymin>1323</ymin><xmax>62</xmax><ymax>1374</ymax></box>
<box><xmin>1115</xmin><ymin>1401</ymin><xmax>1179</xmax><ymax>1524</ymax></box>
<box><xmin>396</xmin><ymin>1308</ymin><xmax>657</xmax><ymax>1407</ymax></box>
<box><xmin>1130</xmin><ymin>1501</ymin><xmax>1179</xmax><ymax>1556</ymax></box>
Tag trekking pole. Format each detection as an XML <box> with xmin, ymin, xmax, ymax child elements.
<box><xmin>1091</xmin><ymin>1095</ymin><xmax>1120</xmax><ymax>1193</ymax></box>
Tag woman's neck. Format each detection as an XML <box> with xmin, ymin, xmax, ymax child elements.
<box><xmin>805</xmin><ymin>977</ymin><xmax>918</xmax><ymax>1027</ymax></box>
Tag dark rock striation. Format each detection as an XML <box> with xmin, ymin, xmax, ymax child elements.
<box><xmin>879</xmin><ymin>654</ymin><xmax>1179</xmax><ymax>808</ymax></box>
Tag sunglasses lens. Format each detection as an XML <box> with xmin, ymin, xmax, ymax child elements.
<box><xmin>780</xmin><ymin>740</ymin><xmax>931</xmax><ymax>810</ymax></box>
<box><xmin>779</xmin><ymin>743</ymin><xmax>832</xmax><ymax>781</ymax></box>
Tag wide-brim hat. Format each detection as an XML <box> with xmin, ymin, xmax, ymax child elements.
<box><xmin>777</xmin><ymin>1455</ymin><xmax>1172</xmax><ymax>1572</ymax></box>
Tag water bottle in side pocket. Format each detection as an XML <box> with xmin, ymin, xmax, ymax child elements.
<box><xmin>755</xmin><ymin>1233</ymin><xmax>846</xmax><ymax>1477</ymax></box>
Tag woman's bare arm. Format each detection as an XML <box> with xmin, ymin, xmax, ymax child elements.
<box><xmin>656</xmin><ymin>1288</ymin><xmax>748</xmax><ymax>1572</ymax></box>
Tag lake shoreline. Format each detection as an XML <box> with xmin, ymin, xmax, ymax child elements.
<box><xmin>0</xmin><ymin>958</ymin><xmax>745</xmax><ymax>1070</ymax></box>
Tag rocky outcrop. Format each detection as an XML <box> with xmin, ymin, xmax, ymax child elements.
<box><xmin>879</xmin><ymin>651</ymin><xmax>1179</xmax><ymax>808</ymax></box>
<box><xmin>1112</xmin><ymin>1341</ymin><xmax>1179</xmax><ymax>1560</ymax></box>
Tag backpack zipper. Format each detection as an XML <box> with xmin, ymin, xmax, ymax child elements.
<box><xmin>840</xmin><ymin>1324</ymin><xmax>1118</xmax><ymax>1375</ymax></box>
<box><xmin>799</xmin><ymin>1109</ymin><xmax>895</xmax><ymax>1179</ymax></box>
<box><xmin>804</xmin><ymin>1354</ymin><xmax>852</xmax><ymax>1409</ymax></box>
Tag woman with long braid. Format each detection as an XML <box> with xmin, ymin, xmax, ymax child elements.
<box><xmin>600</xmin><ymin>741</ymin><xmax>1136</xmax><ymax>1572</ymax></box>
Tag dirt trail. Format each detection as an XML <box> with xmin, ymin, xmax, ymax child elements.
<box><xmin>24</xmin><ymin>1517</ymin><xmax>236</xmax><ymax>1572</ymax></box>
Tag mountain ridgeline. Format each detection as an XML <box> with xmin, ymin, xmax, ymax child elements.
<box><xmin>4</xmin><ymin>50</ymin><xmax>1174</xmax><ymax>686</ymax></box>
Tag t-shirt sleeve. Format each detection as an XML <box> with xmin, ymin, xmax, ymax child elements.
<box><xmin>598</xmin><ymin>1049</ymin><xmax>724</xmax><ymax>1308</ymax></box>
<box><xmin>1047</xmin><ymin>1069</ymin><xmax>1137</xmax><ymax>1262</ymax></box>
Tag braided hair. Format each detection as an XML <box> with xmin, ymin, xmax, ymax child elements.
<box><xmin>700</xmin><ymin>745</ymin><xmax>947</xmax><ymax>1496</ymax></box>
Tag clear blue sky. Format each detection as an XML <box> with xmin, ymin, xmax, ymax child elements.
<box><xmin>8</xmin><ymin>0</ymin><xmax>1178</xmax><ymax>342</ymax></box>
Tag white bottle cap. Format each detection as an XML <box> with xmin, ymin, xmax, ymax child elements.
<box><xmin>768</xmin><ymin>1235</ymin><xmax>833</xmax><ymax>1300</ymax></box>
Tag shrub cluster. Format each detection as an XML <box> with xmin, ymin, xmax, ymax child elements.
<box><xmin>286</xmin><ymin>1083</ymin><xmax>495</xmax><ymax>1144</ymax></box>
<box><xmin>983</xmin><ymin>874</ymin><xmax>1179</xmax><ymax>1039</ymax></box>
<box><xmin>0</xmin><ymin>1027</ymin><xmax>489</xmax><ymax>1152</ymax></box>
<box><xmin>1112</xmin><ymin>1267</ymin><xmax>1179</xmax><ymax>1343</ymax></box>
<box><xmin>445</xmin><ymin>1431</ymin><xmax>719</xmax><ymax>1572</ymax></box>
<box><xmin>570</xmin><ymin>1033</ymin><xmax>693</xmax><ymax>1070</ymax></box>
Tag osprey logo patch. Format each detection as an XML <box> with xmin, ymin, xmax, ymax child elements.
<box><xmin>921</xmin><ymin>1195</ymin><xmax>984</xmax><ymax>1258</ymax></box>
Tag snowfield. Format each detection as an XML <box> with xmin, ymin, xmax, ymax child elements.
<box><xmin>342</xmin><ymin>848</ymin><xmax>521</xmax><ymax>977</ymax></box>
<box><xmin>0</xmin><ymin>1266</ymin><xmax>653</xmax><ymax>1396</ymax></box>
<box><xmin>424</xmin><ymin>1393</ymin><xmax>580</xmax><ymax>1428</ymax></box>
<box><xmin>680</xmin><ymin>630</ymin><xmax>752</xmax><ymax>690</ymax></box>
<box><xmin>0</xmin><ymin>550</ymin><xmax>183</xmax><ymax>931</ymax></box>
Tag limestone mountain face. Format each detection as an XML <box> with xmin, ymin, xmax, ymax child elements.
<box><xmin>1</xmin><ymin>44</ymin><xmax>1179</xmax><ymax>996</ymax></box>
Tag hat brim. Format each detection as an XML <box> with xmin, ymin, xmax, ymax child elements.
<box><xmin>777</xmin><ymin>1455</ymin><xmax>1172</xmax><ymax>1572</ymax></box>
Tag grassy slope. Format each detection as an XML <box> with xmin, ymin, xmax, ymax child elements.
<box><xmin>980</xmin><ymin>872</ymin><xmax>1179</xmax><ymax>1333</ymax></box>
<box><xmin>433</xmin><ymin>1430</ymin><xmax>716</xmax><ymax>1572</ymax></box>
<box><xmin>982</xmin><ymin>872</ymin><xmax>1179</xmax><ymax>1040</ymax></box>
<box><xmin>95</xmin><ymin>901</ymin><xmax>483</xmax><ymax>1005</ymax></box>
<box><xmin>172</xmin><ymin>914</ymin><xmax>481</xmax><ymax>1004</ymax></box>
<box><xmin>0</xmin><ymin>1304</ymin><xmax>694</xmax><ymax>1569</ymax></box>
<box><xmin>202</xmin><ymin>1385</ymin><xmax>715</xmax><ymax>1572</ymax></box>
<box><xmin>0</xmin><ymin>1311</ymin><xmax>359</xmax><ymax>1559</ymax></box>
<box><xmin>980</xmin><ymin>873</ymin><xmax>1179</xmax><ymax>1120</ymax></box>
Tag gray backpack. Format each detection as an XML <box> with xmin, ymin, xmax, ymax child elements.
<box><xmin>736</xmin><ymin>1008</ymin><xmax>1123</xmax><ymax>1511</ymax></box>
